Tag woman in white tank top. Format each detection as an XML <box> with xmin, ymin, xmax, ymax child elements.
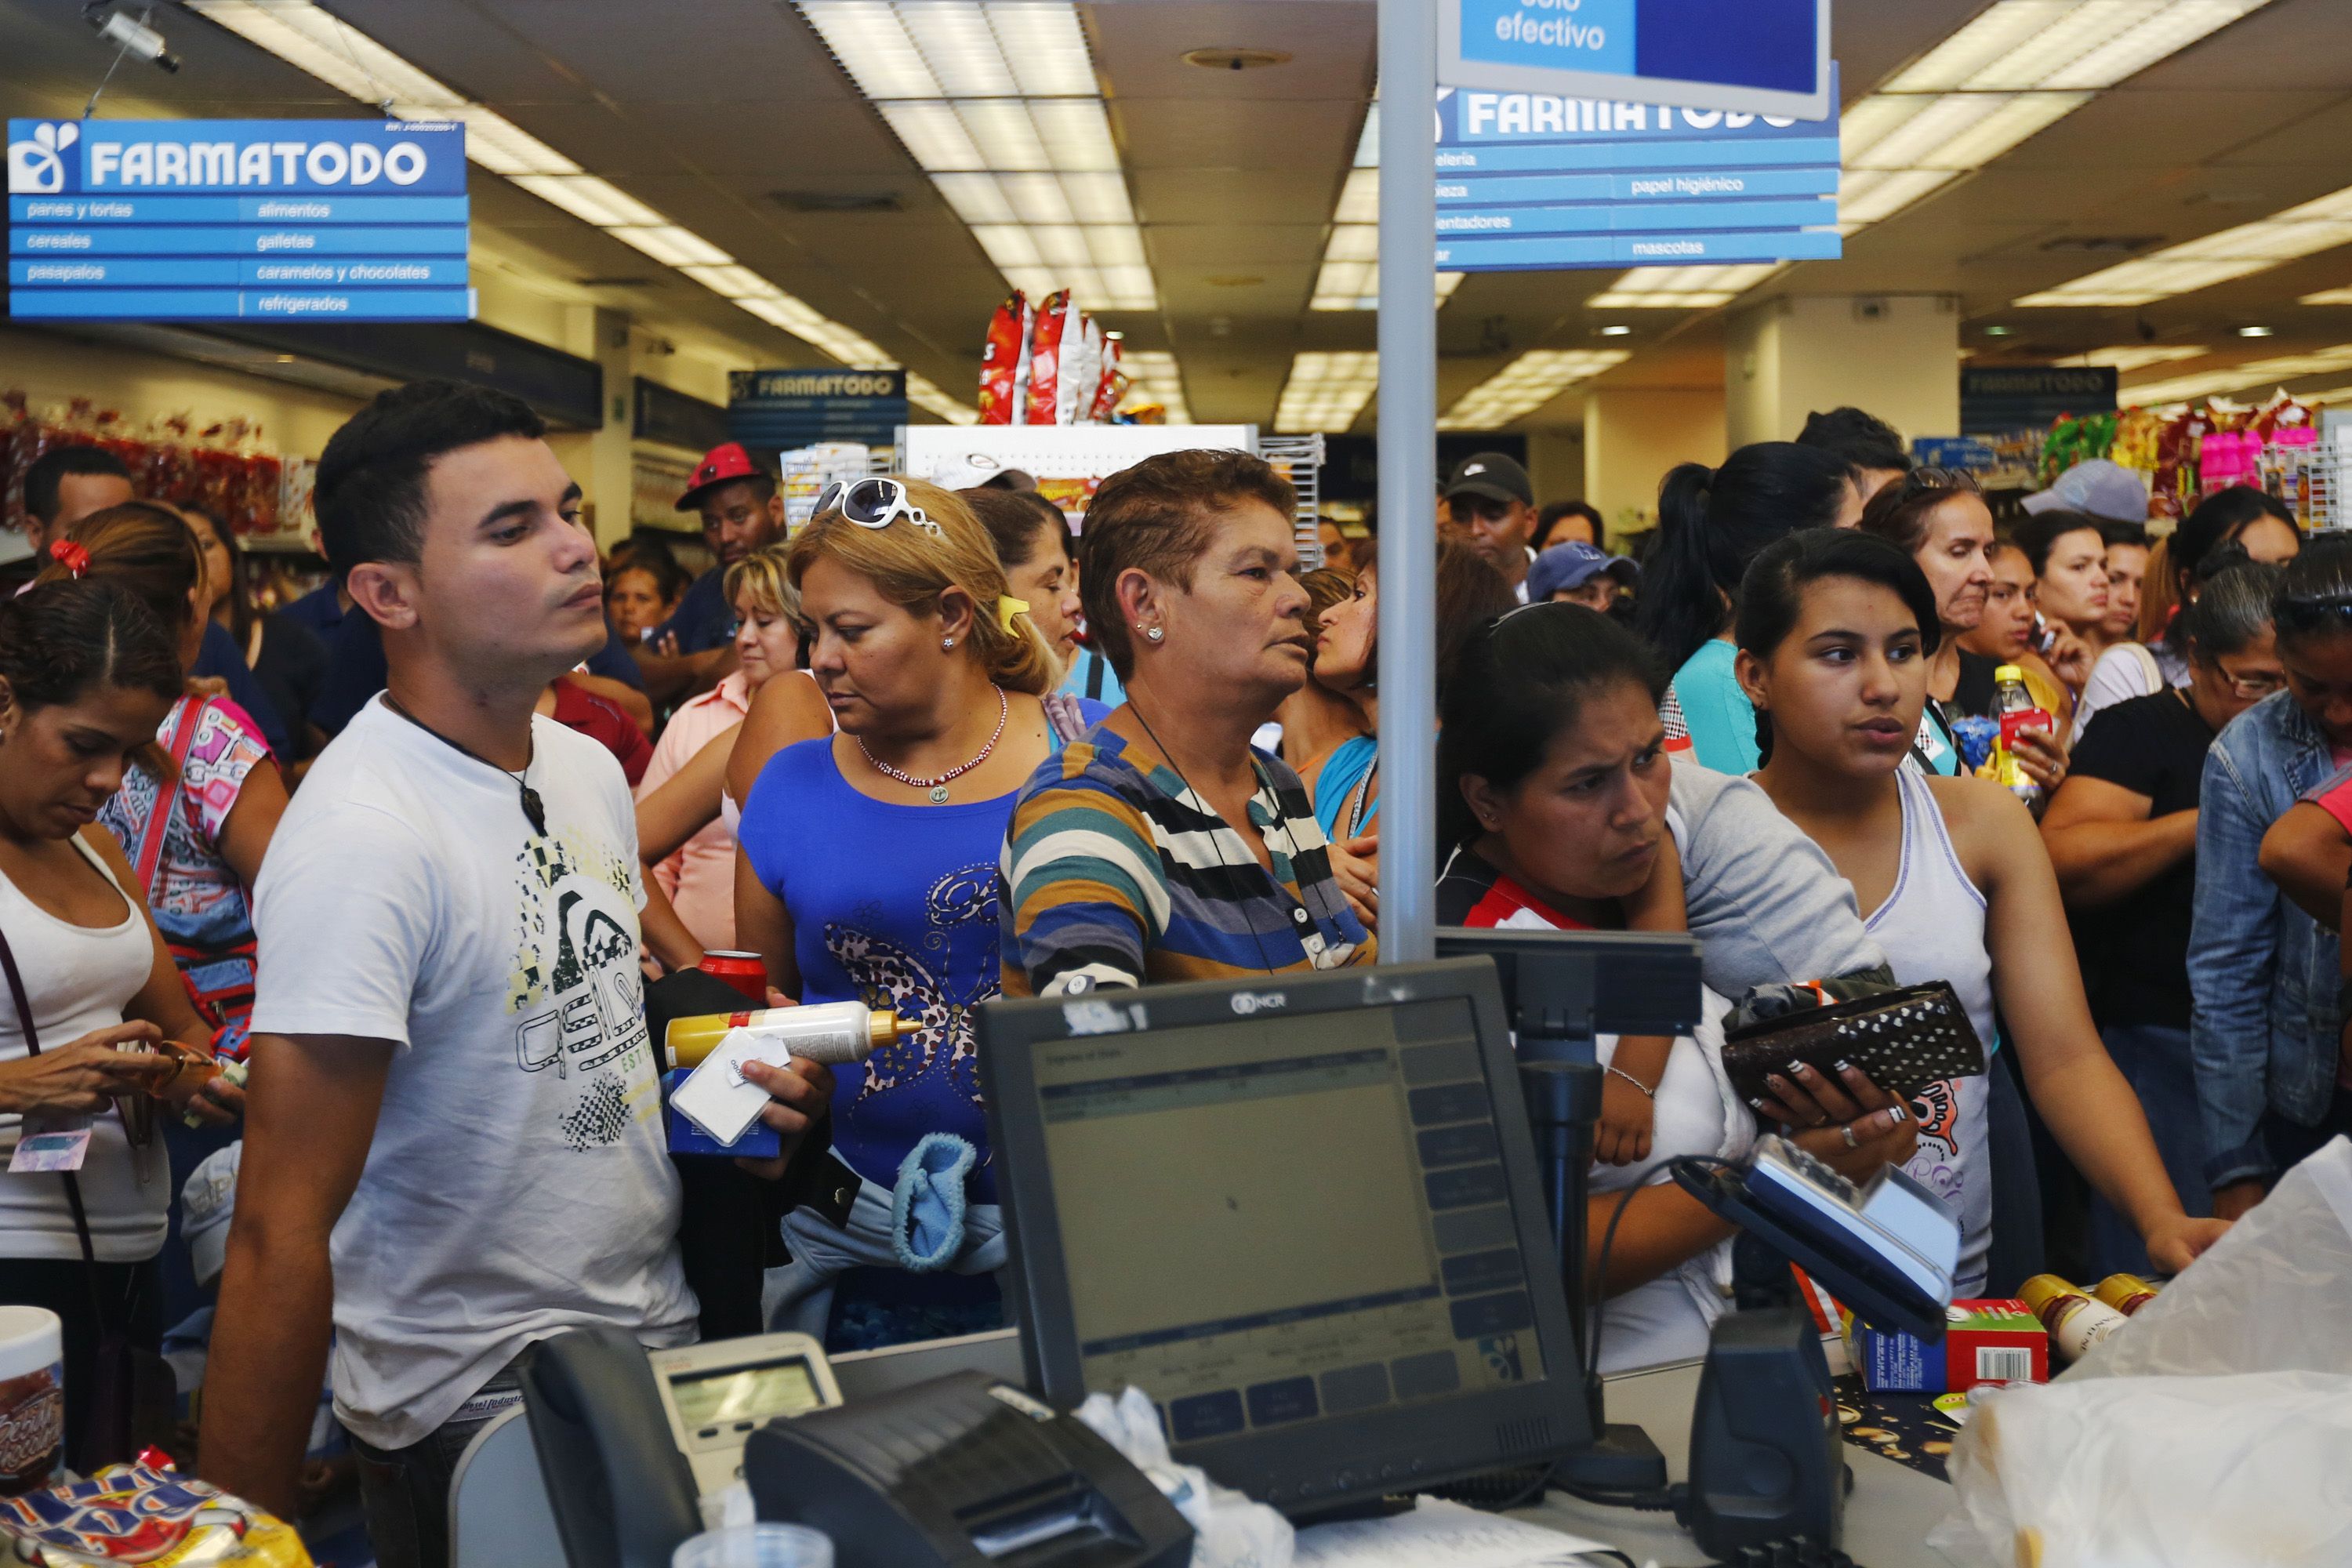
<box><xmin>1733</xmin><ymin>530</ymin><xmax>2231</xmax><ymax>1289</ymax></box>
<box><xmin>0</xmin><ymin>577</ymin><xmax>236</xmax><ymax>1465</ymax></box>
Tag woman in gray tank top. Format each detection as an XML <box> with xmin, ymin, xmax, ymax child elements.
<box><xmin>1731</xmin><ymin>529</ymin><xmax>2230</xmax><ymax>1290</ymax></box>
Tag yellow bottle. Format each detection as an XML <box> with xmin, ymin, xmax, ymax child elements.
<box><xmin>2020</xmin><ymin>1273</ymin><xmax>2128</xmax><ymax>1362</ymax></box>
<box><xmin>664</xmin><ymin>1001</ymin><xmax>909</xmax><ymax>1070</ymax></box>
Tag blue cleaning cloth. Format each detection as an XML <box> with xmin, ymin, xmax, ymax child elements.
<box><xmin>891</xmin><ymin>1132</ymin><xmax>978</xmax><ymax>1272</ymax></box>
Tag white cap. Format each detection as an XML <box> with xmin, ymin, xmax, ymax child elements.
<box><xmin>2020</xmin><ymin>458</ymin><xmax>2149</xmax><ymax>524</ymax></box>
<box><xmin>181</xmin><ymin>1141</ymin><xmax>243</xmax><ymax>1290</ymax></box>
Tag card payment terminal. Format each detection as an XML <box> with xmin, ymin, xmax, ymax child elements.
<box><xmin>646</xmin><ymin>1332</ymin><xmax>844</xmax><ymax>1497</ymax></box>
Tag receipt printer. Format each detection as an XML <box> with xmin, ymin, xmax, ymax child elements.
<box><xmin>742</xmin><ymin>1370</ymin><xmax>1192</xmax><ymax>1568</ymax></box>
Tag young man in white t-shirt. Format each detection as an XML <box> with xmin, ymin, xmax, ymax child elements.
<box><xmin>200</xmin><ymin>382</ymin><xmax>832</xmax><ymax>1568</ymax></box>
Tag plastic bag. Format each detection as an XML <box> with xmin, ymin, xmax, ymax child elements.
<box><xmin>1932</xmin><ymin>1138</ymin><xmax>2352</xmax><ymax>1566</ymax></box>
<box><xmin>1936</xmin><ymin>1370</ymin><xmax>2352</xmax><ymax>1566</ymax></box>
<box><xmin>2071</xmin><ymin>1134</ymin><xmax>2352</xmax><ymax>1382</ymax></box>
<box><xmin>1075</xmin><ymin>1385</ymin><xmax>1293</xmax><ymax>1568</ymax></box>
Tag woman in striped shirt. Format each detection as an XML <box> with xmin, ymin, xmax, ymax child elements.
<box><xmin>1001</xmin><ymin>450</ymin><xmax>1372</xmax><ymax>995</ymax></box>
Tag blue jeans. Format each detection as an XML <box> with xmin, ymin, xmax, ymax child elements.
<box><xmin>2089</xmin><ymin>1022</ymin><xmax>2212</xmax><ymax>1278</ymax></box>
<box><xmin>349</xmin><ymin>1364</ymin><xmax>524</xmax><ymax>1568</ymax></box>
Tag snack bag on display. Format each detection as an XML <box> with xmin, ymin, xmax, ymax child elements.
<box><xmin>0</xmin><ymin>1462</ymin><xmax>313</xmax><ymax>1568</ymax></box>
<box><xmin>977</xmin><ymin>291</ymin><xmax>1028</xmax><ymax>426</ymax></box>
<box><xmin>1057</xmin><ymin>314</ymin><xmax>1101</xmax><ymax>426</ymax></box>
<box><xmin>1089</xmin><ymin>335</ymin><xmax>1124</xmax><ymax>423</ymax></box>
<box><xmin>1025</xmin><ymin>290</ymin><xmax>1069</xmax><ymax>425</ymax></box>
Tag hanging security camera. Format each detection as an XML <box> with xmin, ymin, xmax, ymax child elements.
<box><xmin>85</xmin><ymin>4</ymin><xmax>182</xmax><ymax>73</ymax></box>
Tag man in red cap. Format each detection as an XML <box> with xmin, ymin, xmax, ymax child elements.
<box><xmin>635</xmin><ymin>441</ymin><xmax>785</xmax><ymax>704</ymax></box>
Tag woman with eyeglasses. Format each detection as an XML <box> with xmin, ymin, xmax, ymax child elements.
<box><xmin>2072</xmin><ymin>487</ymin><xmax>2303</xmax><ymax>745</ymax></box>
<box><xmin>1001</xmin><ymin>450</ymin><xmax>1371</xmax><ymax>997</ymax></box>
<box><xmin>734</xmin><ymin>478</ymin><xmax>1099</xmax><ymax>1351</ymax></box>
<box><xmin>2189</xmin><ymin>535</ymin><xmax>2352</xmax><ymax>1228</ymax></box>
<box><xmin>1736</xmin><ymin>528</ymin><xmax>2230</xmax><ymax>1294</ymax></box>
<box><xmin>2041</xmin><ymin>562</ymin><xmax>2283</xmax><ymax>1274</ymax></box>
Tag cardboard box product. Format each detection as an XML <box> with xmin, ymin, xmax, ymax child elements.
<box><xmin>1842</xmin><ymin>1300</ymin><xmax>2048</xmax><ymax>1393</ymax></box>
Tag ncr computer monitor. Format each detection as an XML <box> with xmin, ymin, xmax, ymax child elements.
<box><xmin>1433</xmin><ymin>927</ymin><xmax>1704</xmax><ymax>1054</ymax></box>
<box><xmin>978</xmin><ymin>960</ymin><xmax>1593</xmax><ymax>1516</ymax></box>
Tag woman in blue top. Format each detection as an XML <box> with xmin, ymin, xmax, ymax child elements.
<box><xmin>1306</xmin><ymin>540</ymin><xmax>1514</xmax><ymax>859</ymax></box>
<box><xmin>1636</xmin><ymin>443</ymin><xmax>1850</xmax><ymax>775</ymax></box>
<box><xmin>736</xmin><ymin>477</ymin><xmax>1098</xmax><ymax>1350</ymax></box>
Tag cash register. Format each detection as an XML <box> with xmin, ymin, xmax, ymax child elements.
<box><xmin>496</xmin><ymin>956</ymin><xmax>1953</xmax><ymax>1567</ymax></box>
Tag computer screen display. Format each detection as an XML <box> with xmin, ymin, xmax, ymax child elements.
<box><xmin>983</xmin><ymin>960</ymin><xmax>1589</xmax><ymax>1512</ymax></box>
<box><xmin>1034</xmin><ymin>999</ymin><xmax>1544</xmax><ymax>1444</ymax></box>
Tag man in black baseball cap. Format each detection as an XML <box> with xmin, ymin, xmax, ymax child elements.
<box><xmin>1443</xmin><ymin>452</ymin><xmax>1538</xmax><ymax>601</ymax></box>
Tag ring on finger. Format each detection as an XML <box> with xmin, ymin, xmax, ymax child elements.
<box><xmin>1842</xmin><ymin>1123</ymin><xmax>1860</xmax><ymax>1149</ymax></box>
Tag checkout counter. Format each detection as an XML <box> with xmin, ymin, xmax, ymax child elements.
<box><xmin>448</xmin><ymin>1329</ymin><xmax>1958</xmax><ymax>1568</ymax></box>
<box><xmin>469</xmin><ymin>953</ymin><xmax>1965</xmax><ymax>1568</ymax></box>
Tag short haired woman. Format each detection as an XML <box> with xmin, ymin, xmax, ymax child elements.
<box><xmin>1003</xmin><ymin>449</ymin><xmax>1370</xmax><ymax>995</ymax></box>
<box><xmin>1736</xmin><ymin>529</ymin><xmax>2230</xmax><ymax>1292</ymax></box>
<box><xmin>737</xmin><ymin>478</ymin><xmax>1099</xmax><ymax>1349</ymax></box>
<box><xmin>1639</xmin><ymin>442</ymin><xmax>1851</xmax><ymax>775</ymax></box>
<box><xmin>2189</xmin><ymin>535</ymin><xmax>2352</xmax><ymax>1223</ymax></box>
<box><xmin>2042</xmin><ymin>562</ymin><xmax>2283</xmax><ymax>1274</ymax></box>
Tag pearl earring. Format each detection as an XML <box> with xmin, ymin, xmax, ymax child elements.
<box><xmin>1143</xmin><ymin>626</ymin><xmax>1165</xmax><ymax>644</ymax></box>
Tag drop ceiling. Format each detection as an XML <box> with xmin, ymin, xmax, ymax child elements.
<box><xmin>5</xmin><ymin>0</ymin><xmax>2352</xmax><ymax>430</ymax></box>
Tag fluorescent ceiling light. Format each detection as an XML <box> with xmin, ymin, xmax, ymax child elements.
<box><xmin>1439</xmin><ymin>350</ymin><xmax>1630</xmax><ymax>430</ymax></box>
<box><xmin>2118</xmin><ymin>343</ymin><xmax>2352</xmax><ymax>405</ymax></box>
<box><xmin>2303</xmin><ymin>287</ymin><xmax>2352</xmax><ymax>305</ymax></box>
<box><xmin>1275</xmin><ymin>352</ymin><xmax>1382</xmax><ymax>433</ymax></box>
<box><xmin>798</xmin><ymin>3</ymin><xmax>1158</xmax><ymax>312</ymax></box>
<box><xmin>1887</xmin><ymin>0</ymin><xmax>2267</xmax><ymax>92</ymax></box>
<box><xmin>1587</xmin><ymin>263</ymin><xmax>1788</xmax><ymax>308</ymax></box>
<box><xmin>2014</xmin><ymin>197</ymin><xmax>2352</xmax><ymax>306</ymax></box>
<box><xmin>1116</xmin><ymin>350</ymin><xmax>1192</xmax><ymax>424</ymax></box>
<box><xmin>2054</xmin><ymin>344</ymin><xmax>2209</xmax><ymax>370</ymax></box>
<box><xmin>1310</xmin><ymin>96</ymin><xmax>1465</xmax><ymax>312</ymax></box>
<box><xmin>187</xmin><ymin>0</ymin><xmax>976</xmax><ymax>423</ymax></box>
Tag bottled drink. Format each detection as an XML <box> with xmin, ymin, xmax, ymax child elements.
<box><xmin>1992</xmin><ymin>664</ymin><xmax>2054</xmax><ymax>809</ymax></box>
<box><xmin>2091</xmin><ymin>1272</ymin><xmax>2161</xmax><ymax>1316</ymax></box>
<box><xmin>664</xmin><ymin>1001</ymin><xmax>908</xmax><ymax>1070</ymax></box>
<box><xmin>2020</xmin><ymin>1273</ymin><xmax>2129</xmax><ymax>1362</ymax></box>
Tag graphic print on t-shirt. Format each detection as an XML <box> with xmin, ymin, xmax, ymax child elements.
<box><xmin>505</xmin><ymin>829</ymin><xmax>656</xmax><ymax>1152</ymax></box>
<box><xmin>826</xmin><ymin>861</ymin><xmax>996</xmax><ymax>1113</ymax></box>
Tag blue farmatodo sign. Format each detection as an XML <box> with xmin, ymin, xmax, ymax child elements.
<box><xmin>1439</xmin><ymin>0</ymin><xmax>1831</xmax><ymax>122</ymax></box>
<box><xmin>7</xmin><ymin>118</ymin><xmax>471</xmax><ymax>322</ymax></box>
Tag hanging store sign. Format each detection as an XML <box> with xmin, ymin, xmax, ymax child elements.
<box><xmin>6</xmin><ymin>118</ymin><xmax>470</xmax><ymax>322</ymax></box>
<box><xmin>1432</xmin><ymin>73</ymin><xmax>1840</xmax><ymax>275</ymax></box>
<box><xmin>1959</xmin><ymin>367</ymin><xmax>2118</xmax><ymax>437</ymax></box>
<box><xmin>728</xmin><ymin>368</ymin><xmax>909</xmax><ymax>451</ymax></box>
<box><xmin>1439</xmin><ymin>0</ymin><xmax>1831</xmax><ymax>122</ymax></box>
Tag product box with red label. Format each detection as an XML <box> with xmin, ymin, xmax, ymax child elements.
<box><xmin>1842</xmin><ymin>1300</ymin><xmax>2048</xmax><ymax>1393</ymax></box>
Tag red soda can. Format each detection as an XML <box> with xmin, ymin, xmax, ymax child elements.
<box><xmin>700</xmin><ymin>950</ymin><xmax>767</xmax><ymax>1003</ymax></box>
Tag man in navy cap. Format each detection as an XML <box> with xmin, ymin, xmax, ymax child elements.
<box><xmin>635</xmin><ymin>441</ymin><xmax>785</xmax><ymax>705</ymax></box>
<box><xmin>1526</xmin><ymin>539</ymin><xmax>1640</xmax><ymax>612</ymax></box>
<box><xmin>1443</xmin><ymin>451</ymin><xmax>1539</xmax><ymax>601</ymax></box>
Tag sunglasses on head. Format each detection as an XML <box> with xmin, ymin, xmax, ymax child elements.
<box><xmin>816</xmin><ymin>477</ymin><xmax>942</xmax><ymax>539</ymax></box>
<box><xmin>1896</xmin><ymin>466</ymin><xmax>1982</xmax><ymax>496</ymax></box>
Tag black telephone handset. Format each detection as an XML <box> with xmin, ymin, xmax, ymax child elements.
<box><xmin>519</xmin><ymin>1327</ymin><xmax>705</xmax><ymax>1568</ymax></box>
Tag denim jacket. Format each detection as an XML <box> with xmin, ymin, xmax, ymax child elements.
<box><xmin>2187</xmin><ymin>691</ymin><xmax>2345</xmax><ymax>1190</ymax></box>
